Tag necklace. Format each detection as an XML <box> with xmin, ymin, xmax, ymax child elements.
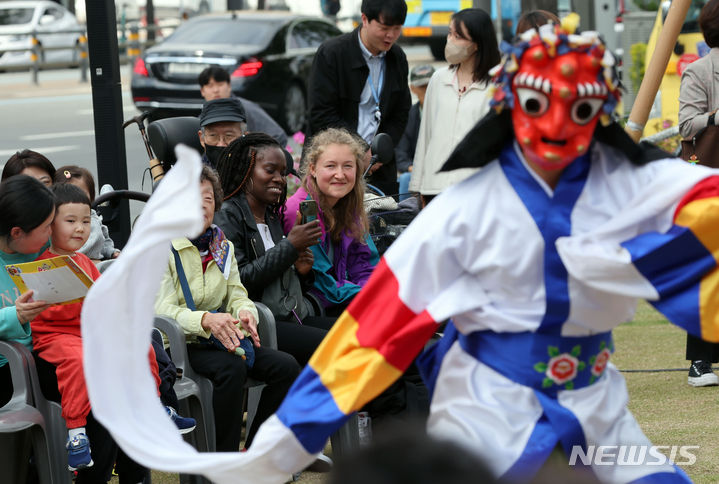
<box><xmin>253</xmin><ymin>214</ymin><xmax>265</xmax><ymax>224</ymax></box>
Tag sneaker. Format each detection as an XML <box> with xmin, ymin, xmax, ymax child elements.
<box><xmin>305</xmin><ymin>453</ymin><xmax>333</xmax><ymax>473</ymax></box>
<box><xmin>165</xmin><ymin>406</ymin><xmax>196</xmax><ymax>434</ymax></box>
<box><xmin>66</xmin><ymin>433</ymin><xmax>93</xmax><ymax>471</ymax></box>
<box><xmin>688</xmin><ymin>360</ymin><xmax>719</xmax><ymax>387</ymax></box>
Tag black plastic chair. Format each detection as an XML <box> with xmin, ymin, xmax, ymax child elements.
<box><xmin>147</xmin><ymin>116</ymin><xmax>203</xmax><ymax>173</ymax></box>
<box><xmin>154</xmin><ymin>302</ymin><xmax>277</xmax><ymax>484</ymax></box>
<box><xmin>0</xmin><ymin>341</ymin><xmax>70</xmax><ymax>484</ymax></box>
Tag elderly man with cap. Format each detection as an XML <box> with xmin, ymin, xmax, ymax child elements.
<box><xmin>395</xmin><ymin>64</ymin><xmax>434</xmax><ymax>200</ymax></box>
<box><xmin>198</xmin><ymin>97</ymin><xmax>248</xmax><ymax>167</ymax></box>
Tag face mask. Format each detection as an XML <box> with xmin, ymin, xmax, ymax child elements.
<box><xmin>204</xmin><ymin>144</ymin><xmax>226</xmax><ymax>167</ymax></box>
<box><xmin>444</xmin><ymin>38</ymin><xmax>476</xmax><ymax>65</ymax></box>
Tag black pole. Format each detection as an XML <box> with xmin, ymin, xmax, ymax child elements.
<box><xmin>146</xmin><ymin>0</ymin><xmax>155</xmax><ymax>42</ymax></box>
<box><xmin>84</xmin><ymin>0</ymin><xmax>131</xmax><ymax>248</ymax></box>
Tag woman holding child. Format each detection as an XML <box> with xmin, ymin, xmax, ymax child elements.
<box><xmin>0</xmin><ymin>175</ymin><xmax>54</xmax><ymax>406</ymax></box>
<box><xmin>0</xmin><ymin>175</ymin><xmax>155</xmax><ymax>483</ymax></box>
<box><xmin>283</xmin><ymin>128</ymin><xmax>379</xmax><ymax>316</ymax></box>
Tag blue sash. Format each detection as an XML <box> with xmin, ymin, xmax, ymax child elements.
<box><xmin>171</xmin><ymin>247</ymin><xmax>254</xmax><ymax>367</ymax></box>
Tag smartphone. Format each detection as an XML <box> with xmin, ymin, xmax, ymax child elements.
<box><xmin>299</xmin><ymin>200</ymin><xmax>318</xmax><ymax>225</ymax></box>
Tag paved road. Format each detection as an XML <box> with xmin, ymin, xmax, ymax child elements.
<box><xmin>0</xmin><ymin>44</ymin><xmax>439</xmax><ymax>222</ymax></box>
<box><xmin>0</xmin><ymin>65</ymin><xmax>152</xmax><ymax>221</ymax></box>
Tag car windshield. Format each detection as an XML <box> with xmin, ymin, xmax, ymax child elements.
<box><xmin>0</xmin><ymin>8</ymin><xmax>34</xmax><ymax>25</ymax></box>
<box><xmin>164</xmin><ymin>17</ymin><xmax>281</xmax><ymax>46</ymax></box>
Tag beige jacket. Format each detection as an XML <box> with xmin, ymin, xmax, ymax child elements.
<box><xmin>678</xmin><ymin>47</ymin><xmax>719</xmax><ymax>138</ymax></box>
<box><xmin>409</xmin><ymin>65</ymin><xmax>492</xmax><ymax>195</ymax></box>
<box><xmin>154</xmin><ymin>238</ymin><xmax>257</xmax><ymax>343</ymax></box>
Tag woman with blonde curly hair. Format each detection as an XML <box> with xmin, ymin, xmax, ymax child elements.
<box><xmin>284</xmin><ymin>128</ymin><xmax>379</xmax><ymax>316</ymax></box>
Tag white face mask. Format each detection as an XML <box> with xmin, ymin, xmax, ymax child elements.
<box><xmin>444</xmin><ymin>37</ymin><xmax>476</xmax><ymax>65</ymax></box>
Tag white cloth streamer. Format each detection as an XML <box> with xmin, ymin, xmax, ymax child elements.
<box><xmin>81</xmin><ymin>145</ymin><xmax>312</xmax><ymax>483</ymax></box>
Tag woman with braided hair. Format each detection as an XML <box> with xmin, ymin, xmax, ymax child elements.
<box><xmin>214</xmin><ymin>133</ymin><xmax>337</xmax><ymax>367</ymax></box>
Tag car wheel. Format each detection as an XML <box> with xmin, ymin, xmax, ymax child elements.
<box><xmin>429</xmin><ymin>38</ymin><xmax>446</xmax><ymax>61</ymax></box>
<box><xmin>280</xmin><ymin>82</ymin><xmax>306</xmax><ymax>135</ymax></box>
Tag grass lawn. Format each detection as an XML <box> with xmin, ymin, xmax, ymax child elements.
<box><xmin>148</xmin><ymin>302</ymin><xmax>717</xmax><ymax>484</ymax></box>
<box><xmin>612</xmin><ymin>302</ymin><xmax>719</xmax><ymax>484</ymax></box>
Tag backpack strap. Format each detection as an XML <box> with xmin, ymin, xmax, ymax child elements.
<box><xmin>171</xmin><ymin>247</ymin><xmax>196</xmax><ymax>311</ymax></box>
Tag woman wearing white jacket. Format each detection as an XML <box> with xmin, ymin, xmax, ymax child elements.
<box><xmin>410</xmin><ymin>8</ymin><xmax>500</xmax><ymax>203</ymax></box>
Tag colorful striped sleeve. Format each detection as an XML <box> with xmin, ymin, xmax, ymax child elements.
<box><xmin>275</xmin><ymin>257</ymin><xmax>438</xmax><ymax>454</ymax></box>
<box><xmin>621</xmin><ymin>175</ymin><xmax>719</xmax><ymax>342</ymax></box>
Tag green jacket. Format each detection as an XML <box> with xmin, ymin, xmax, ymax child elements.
<box><xmin>0</xmin><ymin>245</ymin><xmax>48</xmax><ymax>367</ymax></box>
<box><xmin>155</xmin><ymin>238</ymin><xmax>257</xmax><ymax>343</ymax></box>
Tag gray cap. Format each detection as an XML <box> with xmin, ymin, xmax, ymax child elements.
<box><xmin>410</xmin><ymin>64</ymin><xmax>435</xmax><ymax>86</ymax></box>
<box><xmin>199</xmin><ymin>97</ymin><xmax>247</xmax><ymax>127</ymax></box>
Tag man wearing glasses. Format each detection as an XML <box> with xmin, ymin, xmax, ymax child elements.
<box><xmin>197</xmin><ymin>97</ymin><xmax>247</xmax><ymax>167</ymax></box>
<box><xmin>308</xmin><ymin>0</ymin><xmax>411</xmax><ymax>196</ymax></box>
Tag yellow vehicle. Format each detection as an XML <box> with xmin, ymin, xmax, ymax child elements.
<box><xmin>644</xmin><ymin>0</ymin><xmax>708</xmax><ymax>135</ymax></box>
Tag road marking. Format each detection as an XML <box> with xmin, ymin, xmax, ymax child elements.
<box><xmin>21</xmin><ymin>130</ymin><xmax>94</xmax><ymax>141</ymax></box>
<box><xmin>76</xmin><ymin>105</ymin><xmax>138</xmax><ymax>115</ymax></box>
<box><xmin>0</xmin><ymin>146</ymin><xmax>79</xmax><ymax>156</ymax></box>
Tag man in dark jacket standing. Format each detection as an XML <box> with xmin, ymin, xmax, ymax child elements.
<box><xmin>308</xmin><ymin>0</ymin><xmax>411</xmax><ymax>196</ymax></box>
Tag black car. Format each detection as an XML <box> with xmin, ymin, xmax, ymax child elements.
<box><xmin>130</xmin><ymin>11</ymin><xmax>341</xmax><ymax>134</ymax></box>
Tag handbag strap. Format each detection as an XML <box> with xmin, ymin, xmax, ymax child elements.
<box><xmin>172</xmin><ymin>247</ymin><xmax>196</xmax><ymax>311</ymax></box>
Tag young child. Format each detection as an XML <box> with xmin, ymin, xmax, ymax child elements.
<box><xmin>53</xmin><ymin>165</ymin><xmax>120</xmax><ymax>264</ymax></box>
<box><xmin>31</xmin><ymin>184</ymin><xmax>194</xmax><ymax>471</ymax></box>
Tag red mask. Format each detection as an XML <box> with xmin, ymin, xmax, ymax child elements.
<box><xmin>511</xmin><ymin>44</ymin><xmax>607</xmax><ymax>171</ymax></box>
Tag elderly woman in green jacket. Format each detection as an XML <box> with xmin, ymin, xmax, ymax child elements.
<box><xmin>155</xmin><ymin>165</ymin><xmax>299</xmax><ymax>451</ymax></box>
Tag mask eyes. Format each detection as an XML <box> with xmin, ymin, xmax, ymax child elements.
<box><xmin>516</xmin><ymin>88</ymin><xmax>549</xmax><ymax>117</ymax></box>
<box><xmin>570</xmin><ymin>98</ymin><xmax>604</xmax><ymax>125</ymax></box>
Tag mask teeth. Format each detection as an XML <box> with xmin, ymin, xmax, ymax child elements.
<box><xmin>577</xmin><ymin>83</ymin><xmax>585</xmax><ymax>97</ymax></box>
<box><xmin>533</xmin><ymin>76</ymin><xmax>543</xmax><ymax>90</ymax></box>
<box><xmin>584</xmin><ymin>82</ymin><xmax>594</xmax><ymax>96</ymax></box>
<box><xmin>542</xmin><ymin>78</ymin><xmax>551</xmax><ymax>94</ymax></box>
<box><xmin>526</xmin><ymin>74</ymin><xmax>535</xmax><ymax>87</ymax></box>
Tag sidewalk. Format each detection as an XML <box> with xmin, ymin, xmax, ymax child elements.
<box><xmin>0</xmin><ymin>68</ymin><xmax>131</xmax><ymax>100</ymax></box>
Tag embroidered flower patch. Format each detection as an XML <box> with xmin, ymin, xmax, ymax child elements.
<box><xmin>534</xmin><ymin>345</ymin><xmax>586</xmax><ymax>390</ymax></box>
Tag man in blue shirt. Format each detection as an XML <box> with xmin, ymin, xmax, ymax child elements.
<box><xmin>308</xmin><ymin>0</ymin><xmax>411</xmax><ymax>196</ymax></box>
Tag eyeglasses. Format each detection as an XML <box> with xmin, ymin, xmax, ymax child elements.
<box><xmin>203</xmin><ymin>131</ymin><xmax>242</xmax><ymax>145</ymax></box>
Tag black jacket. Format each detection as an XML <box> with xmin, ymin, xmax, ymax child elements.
<box><xmin>308</xmin><ymin>28</ymin><xmax>411</xmax><ymax>195</ymax></box>
<box><xmin>394</xmin><ymin>101</ymin><xmax>421</xmax><ymax>173</ymax></box>
<box><xmin>213</xmin><ymin>193</ymin><xmax>311</xmax><ymax>302</ymax></box>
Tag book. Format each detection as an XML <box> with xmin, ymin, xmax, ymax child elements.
<box><xmin>5</xmin><ymin>255</ymin><xmax>94</xmax><ymax>305</ymax></box>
